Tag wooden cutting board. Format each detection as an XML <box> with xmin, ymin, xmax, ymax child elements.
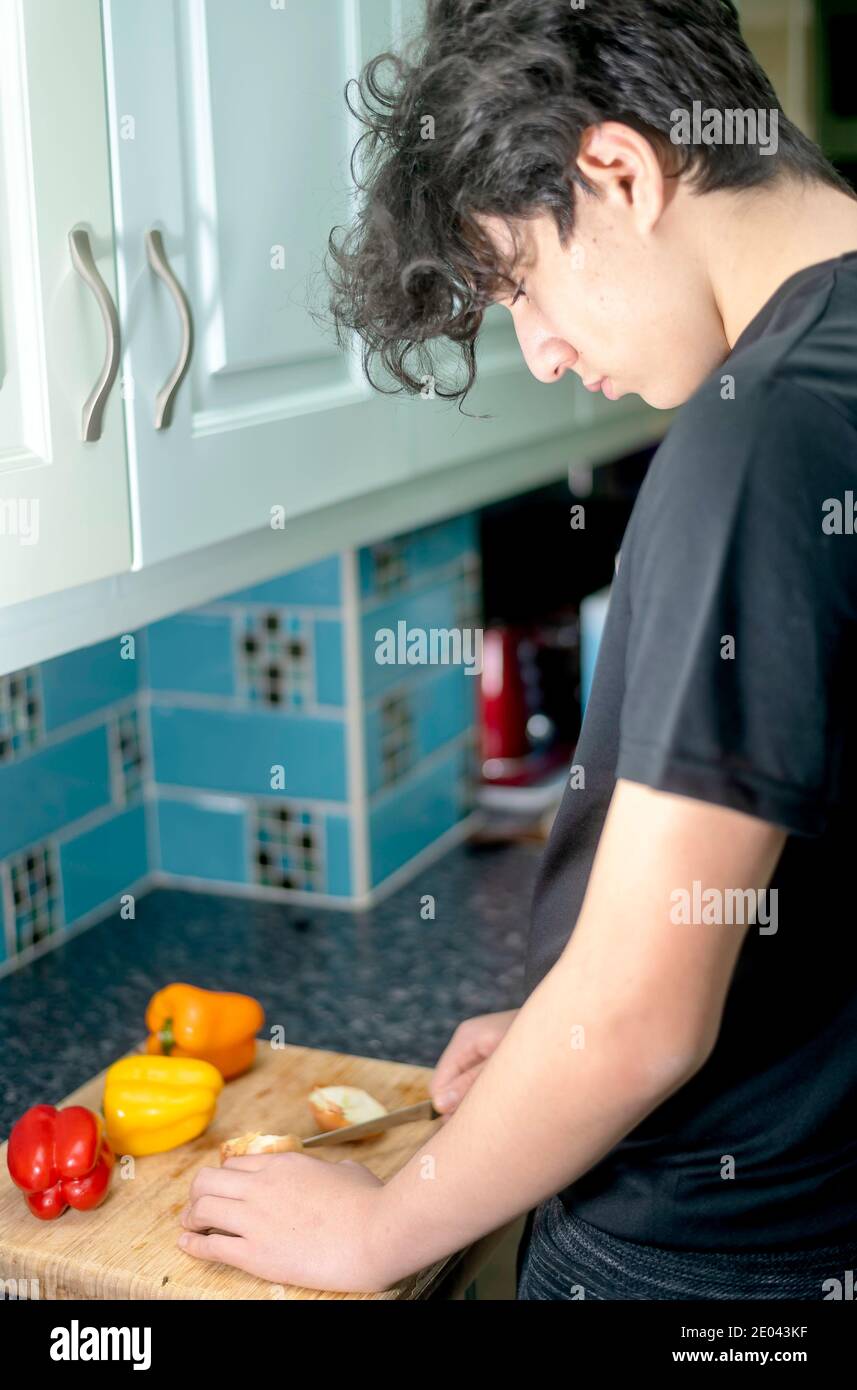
<box><xmin>0</xmin><ymin>1042</ymin><xmax>451</xmax><ymax>1300</ymax></box>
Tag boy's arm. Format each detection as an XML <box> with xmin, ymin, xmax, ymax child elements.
<box><xmin>367</xmin><ymin>778</ymin><xmax>786</xmax><ymax>1286</ymax></box>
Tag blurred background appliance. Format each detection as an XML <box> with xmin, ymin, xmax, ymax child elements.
<box><xmin>471</xmin><ymin>448</ymin><xmax>654</xmax><ymax>844</ymax></box>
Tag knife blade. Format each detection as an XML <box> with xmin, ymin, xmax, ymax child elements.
<box><xmin>302</xmin><ymin>1098</ymin><xmax>440</xmax><ymax>1146</ymax></box>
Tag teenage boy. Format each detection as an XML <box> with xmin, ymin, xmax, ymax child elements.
<box><xmin>180</xmin><ymin>0</ymin><xmax>857</xmax><ymax>1299</ymax></box>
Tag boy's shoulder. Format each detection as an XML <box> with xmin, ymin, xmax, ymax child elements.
<box><xmin>643</xmin><ymin>352</ymin><xmax>857</xmax><ymax>522</ymax></box>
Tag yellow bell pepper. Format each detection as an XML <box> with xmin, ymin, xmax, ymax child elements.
<box><xmin>103</xmin><ymin>1056</ymin><xmax>223</xmax><ymax>1156</ymax></box>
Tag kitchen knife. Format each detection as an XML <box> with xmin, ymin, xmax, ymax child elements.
<box><xmin>302</xmin><ymin>1098</ymin><xmax>440</xmax><ymax>1146</ymax></box>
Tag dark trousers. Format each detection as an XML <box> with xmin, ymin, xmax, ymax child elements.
<box><xmin>516</xmin><ymin>1196</ymin><xmax>857</xmax><ymax>1300</ymax></box>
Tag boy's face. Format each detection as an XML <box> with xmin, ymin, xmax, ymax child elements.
<box><xmin>480</xmin><ymin>128</ymin><xmax>732</xmax><ymax>409</ymax></box>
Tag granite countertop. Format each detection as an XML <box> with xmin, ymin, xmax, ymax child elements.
<box><xmin>0</xmin><ymin>841</ymin><xmax>543</xmax><ymax>1137</ymax></box>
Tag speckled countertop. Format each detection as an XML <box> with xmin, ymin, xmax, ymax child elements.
<box><xmin>0</xmin><ymin>841</ymin><xmax>542</xmax><ymax>1137</ymax></box>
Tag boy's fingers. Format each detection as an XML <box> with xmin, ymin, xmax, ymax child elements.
<box><xmin>431</xmin><ymin>1033</ymin><xmax>487</xmax><ymax>1097</ymax></box>
<box><xmin>184</xmin><ymin>1194</ymin><xmax>248</xmax><ymax>1236</ymax></box>
<box><xmin>189</xmin><ymin>1165</ymin><xmax>254</xmax><ymax>1200</ymax></box>
<box><xmin>177</xmin><ymin>1230</ymin><xmax>251</xmax><ymax>1269</ymax></box>
<box><xmin>433</xmin><ymin>1061</ymin><xmax>484</xmax><ymax>1114</ymax></box>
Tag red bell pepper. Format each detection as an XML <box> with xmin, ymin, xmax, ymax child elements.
<box><xmin>6</xmin><ymin>1104</ymin><xmax>114</xmax><ymax>1220</ymax></box>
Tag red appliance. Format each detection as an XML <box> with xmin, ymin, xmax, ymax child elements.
<box><xmin>479</xmin><ymin>617</ymin><xmax>580</xmax><ymax>787</ymax></box>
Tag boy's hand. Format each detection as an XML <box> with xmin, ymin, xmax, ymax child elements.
<box><xmin>178</xmin><ymin>1153</ymin><xmax>389</xmax><ymax>1293</ymax></box>
<box><xmin>430</xmin><ymin>1009</ymin><xmax>519</xmax><ymax>1117</ymax></box>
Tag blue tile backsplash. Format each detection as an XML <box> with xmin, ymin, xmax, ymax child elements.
<box><xmin>147</xmin><ymin>615</ymin><xmax>236</xmax><ymax>697</ymax></box>
<box><xmin>0</xmin><ymin>516</ymin><xmax>482</xmax><ymax>974</ymax></box>
<box><xmin>0</xmin><ymin>635</ymin><xmax>147</xmax><ymax>968</ymax></box>
<box><xmin>0</xmin><ymin>668</ymin><xmax>43</xmax><ymax>761</ymax></box>
<box><xmin>59</xmin><ymin>805</ymin><xmax>148</xmax><ymax>926</ymax></box>
<box><xmin>40</xmin><ymin>640</ymin><xmax>137</xmax><ymax>731</ymax></box>
<box><xmin>149</xmin><ymin>706</ymin><xmax>350</xmax><ymax>801</ymax></box>
<box><xmin>156</xmin><ymin>799</ymin><xmax>249</xmax><ymax>885</ymax></box>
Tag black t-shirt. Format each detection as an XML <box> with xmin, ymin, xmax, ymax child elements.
<box><xmin>524</xmin><ymin>252</ymin><xmax>857</xmax><ymax>1252</ymax></box>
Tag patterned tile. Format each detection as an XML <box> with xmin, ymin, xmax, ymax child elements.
<box><xmin>379</xmin><ymin>690</ymin><xmax>416</xmax><ymax>787</ymax></box>
<box><xmin>7</xmin><ymin>842</ymin><xmax>61</xmax><ymax>953</ymax></box>
<box><xmin>252</xmin><ymin>802</ymin><xmax>324</xmax><ymax>893</ymax></box>
<box><xmin>368</xmin><ymin>539</ymin><xmax>409</xmax><ymax>600</ymax></box>
<box><xmin>111</xmin><ymin>708</ymin><xmax>145</xmax><ymax>804</ymax></box>
<box><xmin>0</xmin><ymin>669</ymin><xmax>43</xmax><ymax>764</ymax></box>
<box><xmin>358</xmin><ymin>514</ymin><xmax>479</xmax><ymax>601</ymax></box>
<box><xmin>238</xmin><ymin>612</ymin><xmax>313</xmax><ymax>708</ymax></box>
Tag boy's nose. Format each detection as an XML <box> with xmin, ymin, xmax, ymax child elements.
<box><xmin>511</xmin><ymin>313</ymin><xmax>579</xmax><ymax>384</ymax></box>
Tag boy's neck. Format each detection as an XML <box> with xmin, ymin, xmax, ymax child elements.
<box><xmin>702</xmin><ymin>177</ymin><xmax>857</xmax><ymax>349</ymax></box>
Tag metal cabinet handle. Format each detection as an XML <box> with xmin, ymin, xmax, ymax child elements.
<box><xmin>68</xmin><ymin>228</ymin><xmax>121</xmax><ymax>442</ymax></box>
<box><xmin>145</xmin><ymin>228</ymin><xmax>193</xmax><ymax>430</ymax></box>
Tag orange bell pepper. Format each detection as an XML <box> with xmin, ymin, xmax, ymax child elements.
<box><xmin>145</xmin><ymin>983</ymin><xmax>265</xmax><ymax>1079</ymax></box>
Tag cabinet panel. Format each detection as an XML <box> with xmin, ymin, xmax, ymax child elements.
<box><xmin>103</xmin><ymin>0</ymin><xmax>415</xmax><ymax>569</ymax></box>
<box><xmin>0</xmin><ymin>0</ymin><xmax>131</xmax><ymax>607</ymax></box>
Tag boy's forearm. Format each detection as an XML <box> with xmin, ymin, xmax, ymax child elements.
<box><xmin>362</xmin><ymin>782</ymin><xmax>784</xmax><ymax>1291</ymax></box>
<box><xmin>366</xmin><ymin>948</ymin><xmax>702</xmax><ymax>1288</ymax></box>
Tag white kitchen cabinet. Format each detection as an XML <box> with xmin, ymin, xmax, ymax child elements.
<box><xmin>101</xmin><ymin>0</ymin><xmax>421</xmax><ymax>569</ymax></box>
<box><xmin>0</xmin><ymin>0</ymin><xmax>132</xmax><ymax>607</ymax></box>
<box><xmin>0</xmin><ymin>0</ymin><xmax>666</xmax><ymax>665</ymax></box>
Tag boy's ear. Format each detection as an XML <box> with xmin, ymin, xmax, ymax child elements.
<box><xmin>574</xmin><ymin>122</ymin><xmax>668</xmax><ymax>234</ymax></box>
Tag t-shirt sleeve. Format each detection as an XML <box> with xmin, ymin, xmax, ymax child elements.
<box><xmin>616</xmin><ymin>377</ymin><xmax>857</xmax><ymax>835</ymax></box>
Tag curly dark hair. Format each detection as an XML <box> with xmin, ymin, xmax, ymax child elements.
<box><xmin>327</xmin><ymin>0</ymin><xmax>848</xmax><ymax>403</ymax></box>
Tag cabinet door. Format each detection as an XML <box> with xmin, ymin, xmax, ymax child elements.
<box><xmin>102</xmin><ymin>0</ymin><xmax>416</xmax><ymax>569</ymax></box>
<box><xmin>0</xmin><ymin>0</ymin><xmax>131</xmax><ymax>607</ymax></box>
